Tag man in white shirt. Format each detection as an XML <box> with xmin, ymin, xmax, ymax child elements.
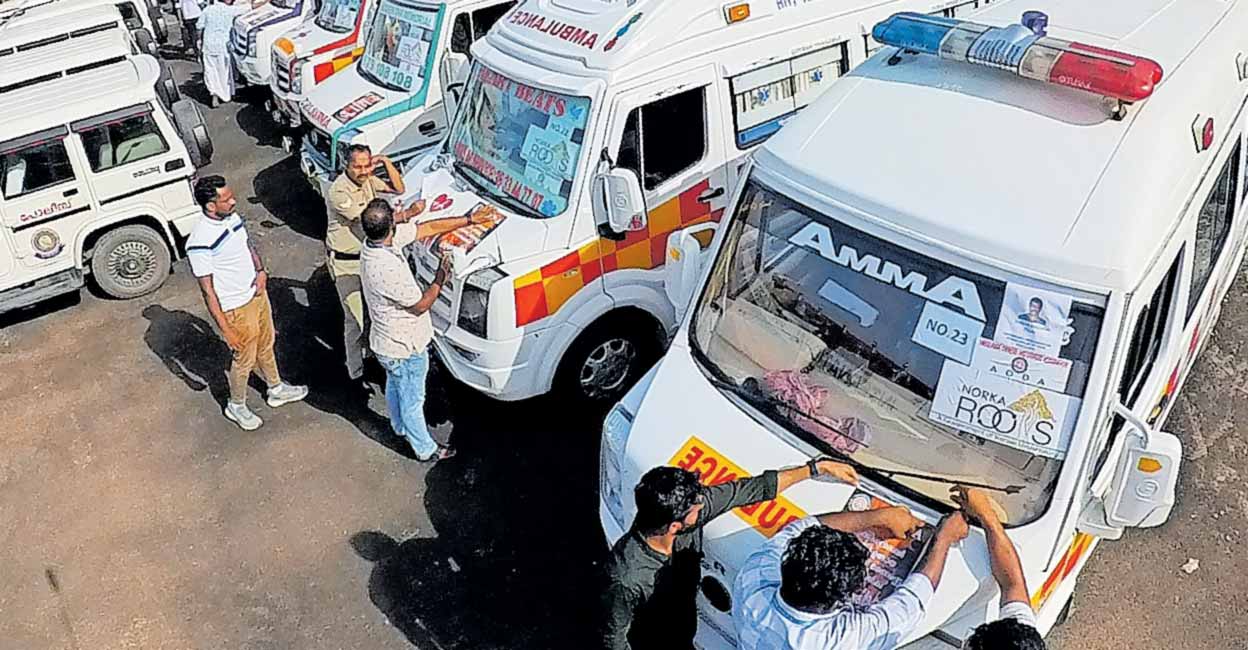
<box><xmin>198</xmin><ymin>0</ymin><xmax>267</xmax><ymax>106</ymax></box>
<box><xmin>358</xmin><ymin>199</ymin><xmax>486</xmax><ymax>459</ymax></box>
<box><xmin>187</xmin><ymin>175</ymin><xmax>307</xmax><ymax>430</ymax></box>
<box><xmin>954</xmin><ymin>487</ymin><xmax>1046</xmax><ymax>650</ymax></box>
<box><xmin>179</xmin><ymin>0</ymin><xmax>204</xmax><ymax>57</ymax></box>
<box><xmin>733</xmin><ymin>504</ymin><xmax>969</xmax><ymax>650</ymax></box>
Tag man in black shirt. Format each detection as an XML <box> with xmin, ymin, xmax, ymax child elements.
<box><xmin>601</xmin><ymin>459</ymin><xmax>864</xmax><ymax>650</ymax></box>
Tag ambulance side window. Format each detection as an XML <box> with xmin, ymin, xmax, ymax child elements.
<box><xmin>616</xmin><ymin>87</ymin><xmax>707</xmax><ymax>191</ymax></box>
<box><xmin>451</xmin><ymin>2</ymin><xmax>516</xmax><ymax>54</ymax></box>
<box><xmin>0</xmin><ymin>131</ymin><xmax>76</xmax><ymax>199</ymax></box>
<box><xmin>1187</xmin><ymin>140</ymin><xmax>1240</xmax><ymax>320</ymax></box>
<box><xmin>1118</xmin><ymin>254</ymin><xmax>1181</xmax><ymax>407</ymax></box>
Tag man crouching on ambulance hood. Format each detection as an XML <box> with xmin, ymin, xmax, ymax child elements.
<box><xmin>600</xmin><ymin>459</ymin><xmax>860</xmax><ymax>650</ymax></box>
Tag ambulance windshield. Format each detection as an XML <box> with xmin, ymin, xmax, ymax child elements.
<box><xmin>316</xmin><ymin>0</ymin><xmax>362</xmax><ymax>33</ymax></box>
<box><xmin>359</xmin><ymin>0</ymin><xmax>439</xmax><ymax>92</ymax></box>
<box><xmin>689</xmin><ymin>178</ymin><xmax>1106</xmax><ymax>524</ymax></box>
<box><xmin>448</xmin><ymin>62</ymin><xmax>590</xmax><ymax>219</ymax></box>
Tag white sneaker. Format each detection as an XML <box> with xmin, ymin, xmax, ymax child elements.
<box><xmin>266</xmin><ymin>382</ymin><xmax>309</xmax><ymax>408</ymax></box>
<box><xmin>224</xmin><ymin>402</ymin><xmax>263</xmax><ymax>431</ymax></box>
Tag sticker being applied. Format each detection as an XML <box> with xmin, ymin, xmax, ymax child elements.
<box><xmin>929</xmin><ymin>360</ymin><xmax>1080</xmax><ymax>460</ymax></box>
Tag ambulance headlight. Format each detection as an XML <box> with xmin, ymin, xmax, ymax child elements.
<box><xmin>457</xmin><ymin>266</ymin><xmax>503</xmax><ymax>338</ymax></box>
<box><xmin>247</xmin><ymin>32</ymin><xmax>258</xmax><ymax>57</ymax></box>
<box><xmin>601</xmin><ymin>402</ymin><xmax>635</xmax><ymax>530</ymax></box>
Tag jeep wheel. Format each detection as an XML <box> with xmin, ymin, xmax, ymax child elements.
<box><xmin>171</xmin><ymin>99</ymin><xmax>212</xmax><ymax>167</ymax></box>
<box><xmin>157</xmin><ymin>61</ymin><xmax>181</xmax><ymax>108</ymax></box>
<box><xmin>132</xmin><ymin>28</ymin><xmax>157</xmax><ymax>57</ymax></box>
<box><xmin>90</xmin><ymin>225</ymin><xmax>171</xmax><ymax>299</ymax></box>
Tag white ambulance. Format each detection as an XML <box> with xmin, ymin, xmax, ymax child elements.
<box><xmin>397</xmin><ymin>0</ymin><xmax>950</xmax><ymax>404</ymax></box>
<box><xmin>267</xmin><ymin>0</ymin><xmax>378</xmax><ymax>131</ymax></box>
<box><xmin>0</xmin><ymin>0</ymin><xmax>169</xmax><ymax>54</ymax></box>
<box><xmin>0</xmin><ymin>6</ymin><xmax>181</xmax><ymax>108</ymax></box>
<box><xmin>297</xmin><ymin>0</ymin><xmax>515</xmax><ymax>193</ymax></box>
<box><xmin>0</xmin><ymin>55</ymin><xmax>212</xmax><ymax>313</ymax></box>
<box><xmin>231</xmin><ymin>0</ymin><xmax>319</xmax><ymax>87</ymax></box>
<box><xmin>601</xmin><ymin>0</ymin><xmax>1247</xmax><ymax>647</ymax></box>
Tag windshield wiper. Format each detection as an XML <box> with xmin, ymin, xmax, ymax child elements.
<box><xmin>701</xmin><ymin>368</ymin><xmax>1023</xmax><ymax>495</ymax></box>
<box><xmin>451</xmin><ymin>159</ymin><xmax>544</xmax><ymax>219</ymax></box>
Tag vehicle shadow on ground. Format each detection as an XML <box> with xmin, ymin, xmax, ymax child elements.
<box><xmin>351</xmin><ymin>394</ymin><xmax>610</xmax><ymax>650</ymax></box>
<box><xmin>236</xmin><ymin>99</ymin><xmax>284</xmax><ymax>149</ymax></box>
<box><xmin>177</xmin><ymin>72</ymin><xmax>213</xmax><ymax>107</ymax></box>
<box><xmin>139</xmin><ymin>272</ymin><xmax>414</xmax><ymax>457</ymax></box>
<box><xmin>250</xmin><ymin>157</ymin><xmax>328</xmax><ymax>243</ymax></box>
<box><xmin>0</xmin><ymin>292</ymin><xmax>82</xmax><ymax>329</ymax></box>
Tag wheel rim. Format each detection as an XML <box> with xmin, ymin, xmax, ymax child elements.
<box><xmin>579</xmin><ymin>337</ymin><xmax>636</xmax><ymax>399</ymax></box>
<box><xmin>107</xmin><ymin>240</ymin><xmax>159</xmax><ymax>289</ymax></box>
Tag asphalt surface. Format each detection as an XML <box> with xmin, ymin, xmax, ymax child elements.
<box><xmin>1</xmin><ymin>28</ymin><xmax>1246</xmax><ymax>650</ymax></box>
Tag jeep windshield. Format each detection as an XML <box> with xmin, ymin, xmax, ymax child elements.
<box><xmin>315</xmin><ymin>0</ymin><xmax>362</xmax><ymax>33</ymax></box>
<box><xmin>447</xmin><ymin>62</ymin><xmax>590</xmax><ymax>219</ymax></box>
<box><xmin>689</xmin><ymin>177</ymin><xmax>1106</xmax><ymax>524</ymax></box>
<box><xmin>358</xmin><ymin>0</ymin><xmax>439</xmax><ymax>92</ymax></box>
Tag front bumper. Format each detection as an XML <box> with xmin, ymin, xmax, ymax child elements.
<box><xmin>270</xmin><ymin>91</ymin><xmax>304</xmax><ymax>127</ymax></box>
<box><xmin>432</xmin><ymin>322</ymin><xmax>572</xmax><ymax>402</ymax></box>
<box><xmin>234</xmin><ymin>55</ymin><xmax>268</xmax><ymax>86</ymax></box>
<box><xmin>299</xmin><ymin>148</ymin><xmax>333</xmax><ymax>196</ymax></box>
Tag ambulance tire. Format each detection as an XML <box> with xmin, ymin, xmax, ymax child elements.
<box><xmin>156</xmin><ymin>61</ymin><xmax>181</xmax><ymax>108</ymax></box>
<box><xmin>90</xmin><ymin>225</ymin><xmax>172</xmax><ymax>300</ymax></box>
<box><xmin>556</xmin><ymin>314</ymin><xmax>662</xmax><ymax>403</ymax></box>
<box><xmin>172</xmin><ymin>99</ymin><xmax>212</xmax><ymax>167</ymax></box>
<box><xmin>1054</xmin><ymin>594</ymin><xmax>1074</xmax><ymax>627</ymax></box>
<box><xmin>133</xmin><ymin>28</ymin><xmax>157</xmax><ymax>57</ymax></box>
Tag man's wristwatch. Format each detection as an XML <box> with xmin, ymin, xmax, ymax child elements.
<box><xmin>807</xmin><ymin>458</ymin><xmax>819</xmax><ymax>478</ymax></box>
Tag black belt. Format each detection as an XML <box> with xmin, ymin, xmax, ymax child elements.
<box><xmin>330</xmin><ymin>250</ymin><xmax>361</xmax><ymax>261</ymax></box>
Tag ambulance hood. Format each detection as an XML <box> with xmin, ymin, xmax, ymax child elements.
<box><xmin>235</xmin><ymin>1</ymin><xmax>303</xmax><ymax>37</ymax></box>
<box><xmin>402</xmin><ymin>160</ymin><xmax>551</xmax><ymax>268</ymax></box>
<box><xmin>624</xmin><ymin>341</ymin><xmax>994</xmax><ymax>644</ymax></box>
<box><xmin>278</xmin><ymin>22</ymin><xmax>344</xmax><ymax>56</ymax></box>
<box><xmin>300</xmin><ymin>66</ymin><xmax>406</xmax><ymax>133</ymax></box>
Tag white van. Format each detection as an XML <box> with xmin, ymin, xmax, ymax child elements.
<box><xmin>601</xmin><ymin>0</ymin><xmax>1246</xmax><ymax>647</ymax></box>
<box><xmin>0</xmin><ymin>55</ymin><xmax>213</xmax><ymax>313</ymax></box>
<box><xmin>266</xmin><ymin>0</ymin><xmax>378</xmax><ymax>132</ymax></box>
<box><xmin>231</xmin><ymin>0</ymin><xmax>319</xmax><ymax>87</ymax></box>
<box><xmin>396</xmin><ymin>0</ymin><xmax>947</xmax><ymax>404</ymax></box>
<box><xmin>297</xmin><ymin>0</ymin><xmax>514</xmax><ymax>193</ymax></box>
<box><xmin>0</xmin><ymin>7</ymin><xmax>181</xmax><ymax>108</ymax></box>
<box><xmin>0</xmin><ymin>0</ymin><xmax>169</xmax><ymax>54</ymax></box>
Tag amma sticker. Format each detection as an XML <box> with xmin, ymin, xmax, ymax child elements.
<box><xmin>929</xmin><ymin>360</ymin><xmax>1080</xmax><ymax>460</ymax></box>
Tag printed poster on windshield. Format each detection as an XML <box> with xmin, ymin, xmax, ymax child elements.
<box><xmin>359</xmin><ymin>0</ymin><xmax>437</xmax><ymax>92</ymax></box>
<box><xmin>993</xmin><ymin>282</ymin><xmax>1073</xmax><ymax>356</ymax></box>
<box><xmin>928</xmin><ymin>360</ymin><xmax>1080</xmax><ymax>460</ymax></box>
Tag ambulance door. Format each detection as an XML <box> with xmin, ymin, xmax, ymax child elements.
<box><xmin>602</xmin><ymin>65</ymin><xmax>731</xmax><ymax>323</ymax></box>
<box><xmin>0</xmin><ymin>127</ymin><xmax>95</xmax><ymax>274</ymax></box>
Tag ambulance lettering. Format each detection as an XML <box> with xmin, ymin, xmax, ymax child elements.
<box><xmin>333</xmin><ymin>92</ymin><xmax>383</xmax><ymax>124</ymax></box>
<box><xmin>508</xmin><ymin>10</ymin><xmax>599</xmax><ymax>49</ymax></box>
<box><xmin>302</xmin><ymin>99</ymin><xmax>332</xmax><ymax>128</ymax></box>
<box><xmin>668</xmin><ymin>436</ymin><xmax>805</xmax><ymax>538</ymax></box>
<box><xmin>788</xmin><ymin>222</ymin><xmax>987</xmax><ymax>320</ymax></box>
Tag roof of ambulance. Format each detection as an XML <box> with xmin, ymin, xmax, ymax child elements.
<box><xmin>759</xmin><ymin>0</ymin><xmax>1238</xmax><ymax>291</ymax></box>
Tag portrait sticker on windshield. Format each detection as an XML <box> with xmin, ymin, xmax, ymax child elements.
<box><xmin>970</xmin><ymin>338</ymin><xmax>1071</xmax><ymax>392</ymax></box>
<box><xmin>911</xmin><ymin>301</ymin><xmax>984</xmax><ymax>365</ymax></box>
<box><xmin>993</xmin><ymin>282</ymin><xmax>1074</xmax><ymax>357</ymax></box>
<box><xmin>928</xmin><ymin>360</ymin><xmax>1080</xmax><ymax>460</ymax></box>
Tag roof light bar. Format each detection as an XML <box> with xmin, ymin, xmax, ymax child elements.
<box><xmin>871</xmin><ymin>11</ymin><xmax>1163</xmax><ymax>102</ymax></box>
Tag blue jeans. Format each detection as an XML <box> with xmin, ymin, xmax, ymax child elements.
<box><xmin>376</xmin><ymin>351</ymin><xmax>437</xmax><ymax>458</ymax></box>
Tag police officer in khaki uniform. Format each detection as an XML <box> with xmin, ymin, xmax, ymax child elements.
<box><xmin>326</xmin><ymin>144</ymin><xmax>424</xmax><ymax>393</ymax></box>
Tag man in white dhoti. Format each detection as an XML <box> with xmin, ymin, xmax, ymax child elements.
<box><xmin>198</xmin><ymin>0</ymin><xmax>267</xmax><ymax>107</ymax></box>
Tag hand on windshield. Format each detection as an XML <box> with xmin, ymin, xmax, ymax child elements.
<box><xmin>951</xmin><ymin>486</ymin><xmax>1004</xmax><ymax>529</ymax></box>
<box><xmin>400</xmin><ymin>199</ymin><xmax>426</xmax><ymax>223</ymax></box>
<box><xmin>814</xmin><ymin>460</ymin><xmax>858</xmax><ymax>485</ymax></box>
<box><xmin>873</xmin><ymin>505</ymin><xmax>923</xmax><ymax>539</ymax></box>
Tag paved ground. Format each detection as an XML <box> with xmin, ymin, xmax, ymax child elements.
<box><xmin>1</xmin><ymin>29</ymin><xmax>1246</xmax><ymax>650</ymax></box>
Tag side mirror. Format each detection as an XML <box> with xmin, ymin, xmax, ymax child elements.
<box><xmin>592</xmin><ymin>168</ymin><xmax>646</xmax><ymax>238</ymax></box>
<box><xmin>664</xmin><ymin>222</ymin><xmax>718</xmax><ymax>318</ymax></box>
<box><xmin>1104</xmin><ymin>421</ymin><xmax>1182</xmax><ymax>529</ymax></box>
<box><xmin>439</xmin><ymin>53</ymin><xmax>470</xmax><ymax>122</ymax></box>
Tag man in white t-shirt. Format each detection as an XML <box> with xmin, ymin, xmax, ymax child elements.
<box><xmin>954</xmin><ymin>487</ymin><xmax>1046</xmax><ymax>650</ymax></box>
<box><xmin>187</xmin><ymin>175</ymin><xmax>307</xmax><ymax>430</ymax></box>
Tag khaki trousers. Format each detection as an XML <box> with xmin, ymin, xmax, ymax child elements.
<box><xmin>224</xmin><ymin>292</ymin><xmax>282</xmax><ymax>403</ymax></box>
